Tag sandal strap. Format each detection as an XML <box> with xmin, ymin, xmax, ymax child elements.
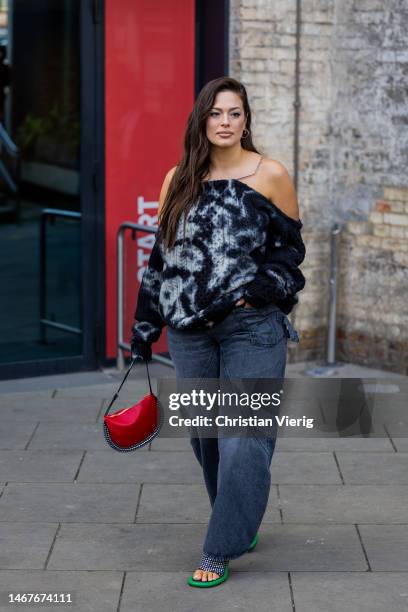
<box><xmin>198</xmin><ymin>552</ymin><xmax>228</xmax><ymax>576</ymax></box>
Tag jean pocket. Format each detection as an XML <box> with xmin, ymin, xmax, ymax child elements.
<box><xmin>247</xmin><ymin>311</ymin><xmax>287</xmax><ymax>347</ymax></box>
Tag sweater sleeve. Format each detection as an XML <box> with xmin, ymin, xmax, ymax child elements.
<box><xmin>131</xmin><ymin>233</ymin><xmax>165</xmax><ymax>345</ymax></box>
<box><xmin>242</xmin><ymin>212</ymin><xmax>306</xmax><ymax>314</ymax></box>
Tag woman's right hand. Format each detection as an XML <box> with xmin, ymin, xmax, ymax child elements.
<box><xmin>130</xmin><ymin>330</ymin><xmax>152</xmax><ymax>362</ymax></box>
<box><xmin>131</xmin><ymin>341</ymin><xmax>152</xmax><ymax>362</ymax></box>
<box><xmin>235</xmin><ymin>297</ymin><xmax>254</xmax><ymax>309</ymax></box>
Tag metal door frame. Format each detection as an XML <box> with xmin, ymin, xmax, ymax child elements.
<box><xmin>0</xmin><ymin>0</ymin><xmax>105</xmax><ymax>380</ymax></box>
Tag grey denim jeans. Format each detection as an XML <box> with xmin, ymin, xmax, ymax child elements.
<box><xmin>166</xmin><ymin>301</ymin><xmax>299</xmax><ymax>562</ymax></box>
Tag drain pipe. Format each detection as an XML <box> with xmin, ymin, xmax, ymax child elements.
<box><xmin>291</xmin><ymin>0</ymin><xmax>302</xmax><ymax>334</ymax></box>
<box><xmin>304</xmin><ymin>224</ymin><xmax>343</xmax><ymax>376</ymax></box>
<box><xmin>326</xmin><ymin>224</ymin><xmax>341</xmax><ymax>365</ymax></box>
<box><xmin>293</xmin><ymin>0</ymin><xmax>301</xmax><ymax>192</ymax></box>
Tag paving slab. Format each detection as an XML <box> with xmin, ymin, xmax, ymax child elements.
<box><xmin>0</xmin><ymin>370</ymin><xmax>115</xmax><ymax>394</ymax></box>
<box><xmin>317</xmin><ymin>405</ymin><xmax>387</xmax><ymax>438</ymax></box>
<box><xmin>0</xmin><ymin>422</ymin><xmax>37</xmax><ymax>449</ymax></box>
<box><xmin>336</xmin><ymin>451</ymin><xmax>408</xmax><ymax>484</ymax></box>
<box><xmin>370</xmin><ymin>404</ymin><xmax>408</xmax><ymax>427</ymax></box>
<box><xmin>274</xmin><ymin>436</ymin><xmax>393</xmax><ymax>452</ymax></box>
<box><xmin>270</xmin><ymin>451</ymin><xmax>342</xmax><ymax>484</ymax></box>
<box><xmin>136</xmin><ymin>483</ymin><xmax>280</xmax><ymax>524</ymax></box>
<box><xmin>289</xmin><ymin>362</ymin><xmax>407</xmax><ymax>380</ymax></box>
<box><xmin>0</xmin><ymin>390</ymin><xmax>53</xmax><ymax>405</ymax></box>
<box><xmin>291</xmin><ymin>572</ymin><xmax>408</xmax><ymax>612</ymax></box>
<box><xmin>53</xmin><ymin>384</ymin><xmax>116</xmax><ymax>399</ymax></box>
<box><xmin>0</xmin><ymin>483</ymin><xmax>141</xmax><ymax>523</ymax></box>
<box><xmin>393</xmin><ymin>438</ymin><xmax>408</xmax><ymax>452</ymax></box>
<box><xmin>48</xmin><ymin>523</ymin><xmax>208</xmax><ymax>570</ymax></box>
<box><xmin>231</xmin><ymin>525</ymin><xmax>367</xmax><ymax>572</ymax></box>
<box><xmin>0</xmin><ymin>522</ymin><xmax>58</xmax><ymax>569</ymax></box>
<box><xmin>47</xmin><ymin>523</ymin><xmax>367</xmax><ymax>572</ymax></box>
<box><xmin>0</xmin><ymin>363</ymin><xmax>406</xmax><ymax>611</ymax></box>
<box><xmin>386</xmin><ymin>423</ymin><xmax>408</xmax><ymax>437</ymax></box>
<box><xmin>120</xmin><ymin>571</ymin><xmax>292</xmax><ymax>612</ymax></box>
<box><xmin>0</xmin><ymin>450</ymin><xmax>83</xmax><ymax>482</ymax></box>
<box><xmin>150</xmin><ymin>436</ymin><xmax>193</xmax><ymax>451</ymax></box>
<box><xmin>137</xmin><ymin>484</ymin><xmax>211</xmax><ymax>524</ymax></box>
<box><xmin>359</xmin><ymin>525</ymin><xmax>408</xmax><ymax>570</ymax></box>
<box><xmin>0</xmin><ymin>397</ymin><xmax>102</xmax><ymax>422</ymax></box>
<box><xmin>386</xmin><ymin>424</ymin><xmax>408</xmax><ymax>451</ymax></box>
<box><xmin>27</xmin><ymin>422</ymin><xmax>148</xmax><ymax>451</ymax></box>
<box><xmin>77</xmin><ymin>450</ymin><xmax>203</xmax><ymax>484</ymax></box>
<box><xmin>0</xmin><ymin>570</ymin><xmax>123</xmax><ymax>612</ymax></box>
<box><xmin>279</xmin><ymin>484</ymin><xmax>408</xmax><ymax>523</ymax></box>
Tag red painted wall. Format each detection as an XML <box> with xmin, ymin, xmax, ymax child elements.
<box><xmin>105</xmin><ymin>0</ymin><xmax>195</xmax><ymax>359</ymax></box>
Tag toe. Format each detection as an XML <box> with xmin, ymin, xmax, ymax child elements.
<box><xmin>193</xmin><ymin>569</ymin><xmax>203</xmax><ymax>580</ymax></box>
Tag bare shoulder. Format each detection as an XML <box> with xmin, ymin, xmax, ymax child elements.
<box><xmin>261</xmin><ymin>158</ymin><xmax>289</xmax><ymax>179</ymax></box>
<box><xmin>261</xmin><ymin>158</ymin><xmax>300</xmax><ymax>222</ymax></box>
<box><xmin>162</xmin><ymin>165</ymin><xmax>178</xmax><ymax>190</ymax></box>
<box><xmin>166</xmin><ymin>165</ymin><xmax>178</xmax><ymax>181</ymax></box>
<box><xmin>158</xmin><ymin>165</ymin><xmax>178</xmax><ymax>215</ymax></box>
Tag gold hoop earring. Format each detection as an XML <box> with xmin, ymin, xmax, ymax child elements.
<box><xmin>242</xmin><ymin>128</ymin><xmax>249</xmax><ymax>138</ymax></box>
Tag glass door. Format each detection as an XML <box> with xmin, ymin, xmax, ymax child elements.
<box><xmin>0</xmin><ymin>0</ymin><xmax>101</xmax><ymax>379</ymax></box>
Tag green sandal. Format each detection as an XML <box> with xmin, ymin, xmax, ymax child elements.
<box><xmin>187</xmin><ymin>535</ymin><xmax>259</xmax><ymax>587</ymax></box>
<box><xmin>187</xmin><ymin>552</ymin><xmax>230</xmax><ymax>588</ymax></box>
<box><xmin>247</xmin><ymin>533</ymin><xmax>258</xmax><ymax>552</ymax></box>
<box><xmin>187</xmin><ymin>565</ymin><xmax>229</xmax><ymax>588</ymax></box>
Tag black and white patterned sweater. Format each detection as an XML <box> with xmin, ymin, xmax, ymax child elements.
<box><xmin>132</xmin><ymin>179</ymin><xmax>306</xmax><ymax>345</ymax></box>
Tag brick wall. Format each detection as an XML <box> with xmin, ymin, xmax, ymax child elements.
<box><xmin>338</xmin><ymin>187</ymin><xmax>408</xmax><ymax>374</ymax></box>
<box><xmin>229</xmin><ymin>0</ymin><xmax>408</xmax><ymax>372</ymax></box>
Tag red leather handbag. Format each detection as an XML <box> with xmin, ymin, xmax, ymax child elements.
<box><xmin>103</xmin><ymin>357</ymin><xmax>162</xmax><ymax>451</ymax></box>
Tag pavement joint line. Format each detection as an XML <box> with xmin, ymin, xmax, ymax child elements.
<box><xmin>276</xmin><ymin>484</ymin><xmax>284</xmax><ymax>524</ymax></box>
<box><xmin>125</xmin><ymin>482</ymin><xmax>408</xmax><ymax>487</ymax></box>
<box><xmin>0</xmin><ymin>568</ymin><xmax>407</xmax><ymax>575</ymax></box>
<box><xmin>133</xmin><ymin>484</ymin><xmax>144</xmax><ymax>523</ymax></box>
<box><xmin>72</xmin><ymin>481</ymin><xmax>338</xmax><ymax>485</ymax></box>
<box><xmin>116</xmin><ymin>571</ymin><xmax>126</xmax><ymax>612</ymax></box>
<box><xmin>43</xmin><ymin>523</ymin><xmax>61</xmax><ymax>570</ymax></box>
<box><xmin>4</xmin><ymin>480</ymin><xmax>408</xmax><ymax>486</ymax></box>
<box><xmin>73</xmin><ymin>451</ymin><xmax>87</xmax><ymax>482</ymax></box>
<box><xmin>0</xmin><ymin>446</ymin><xmax>404</xmax><ymax>453</ymax></box>
<box><xmin>382</xmin><ymin>424</ymin><xmax>398</xmax><ymax>452</ymax></box>
<box><xmin>287</xmin><ymin>571</ymin><xmax>297</xmax><ymax>611</ymax></box>
<box><xmin>275</xmin><ymin>483</ymin><xmax>408</xmax><ymax>487</ymax></box>
<box><xmin>24</xmin><ymin>422</ymin><xmax>41</xmax><ymax>451</ymax></box>
<box><xmin>332</xmin><ymin>451</ymin><xmax>345</xmax><ymax>484</ymax></box>
<box><xmin>95</xmin><ymin>397</ymin><xmax>107</xmax><ymax>423</ymax></box>
<box><xmin>138</xmin><ymin>447</ymin><xmax>399</xmax><ymax>452</ymax></box>
<box><xmin>318</xmin><ymin>398</ymin><xmax>326</xmax><ymax>426</ymax></box>
<box><xmin>354</xmin><ymin>523</ymin><xmax>372</xmax><ymax>572</ymax></box>
<box><xmin>3</xmin><ymin>520</ymin><xmax>408</xmax><ymax>526</ymax></box>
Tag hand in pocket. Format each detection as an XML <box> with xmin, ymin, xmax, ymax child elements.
<box><xmin>235</xmin><ymin>297</ymin><xmax>255</xmax><ymax>309</ymax></box>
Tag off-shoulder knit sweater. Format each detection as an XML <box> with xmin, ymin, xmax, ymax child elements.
<box><xmin>132</xmin><ymin>178</ymin><xmax>306</xmax><ymax>345</ymax></box>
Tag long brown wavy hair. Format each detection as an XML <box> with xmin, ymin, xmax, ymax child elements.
<box><xmin>158</xmin><ymin>76</ymin><xmax>262</xmax><ymax>250</ymax></box>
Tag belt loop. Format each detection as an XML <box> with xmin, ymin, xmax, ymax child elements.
<box><xmin>282</xmin><ymin>315</ymin><xmax>300</xmax><ymax>343</ymax></box>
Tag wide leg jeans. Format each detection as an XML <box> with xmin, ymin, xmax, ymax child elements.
<box><xmin>166</xmin><ymin>302</ymin><xmax>299</xmax><ymax>562</ymax></box>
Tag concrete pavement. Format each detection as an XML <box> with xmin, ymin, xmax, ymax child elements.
<box><xmin>0</xmin><ymin>360</ymin><xmax>407</xmax><ymax>611</ymax></box>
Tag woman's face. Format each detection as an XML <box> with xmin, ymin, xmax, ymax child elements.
<box><xmin>205</xmin><ymin>90</ymin><xmax>246</xmax><ymax>147</ymax></box>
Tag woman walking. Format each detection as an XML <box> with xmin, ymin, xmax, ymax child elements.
<box><xmin>130</xmin><ymin>77</ymin><xmax>306</xmax><ymax>587</ymax></box>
